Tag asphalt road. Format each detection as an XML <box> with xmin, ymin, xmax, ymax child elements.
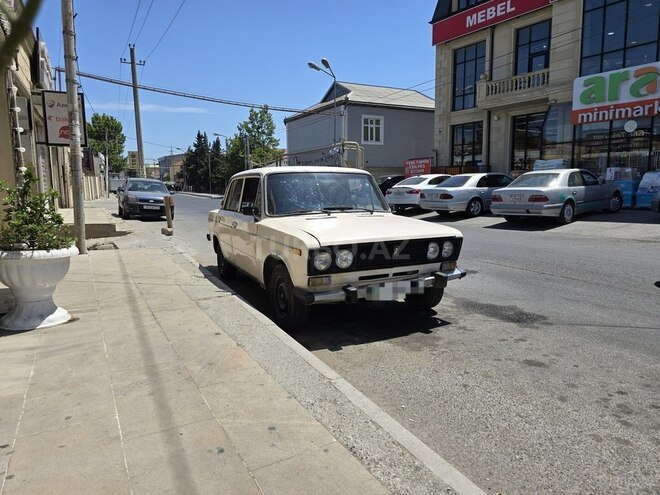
<box><xmin>109</xmin><ymin>194</ymin><xmax>660</xmax><ymax>494</ymax></box>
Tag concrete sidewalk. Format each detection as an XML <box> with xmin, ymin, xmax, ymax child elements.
<box><xmin>0</xmin><ymin>240</ymin><xmax>389</xmax><ymax>493</ymax></box>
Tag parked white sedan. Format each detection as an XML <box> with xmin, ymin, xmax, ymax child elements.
<box><xmin>490</xmin><ymin>168</ymin><xmax>623</xmax><ymax>224</ymax></box>
<box><xmin>385</xmin><ymin>174</ymin><xmax>451</xmax><ymax>212</ymax></box>
<box><xmin>419</xmin><ymin>173</ymin><xmax>513</xmax><ymax>217</ymax></box>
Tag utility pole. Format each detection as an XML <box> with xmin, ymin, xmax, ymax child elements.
<box><xmin>121</xmin><ymin>45</ymin><xmax>146</xmax><ymax>177</ymax></box>
<box><xmin>104</xmin><ymin>128</ymin><xmax>110</xmax><ymax>198</ymax></box>
<box><xmin>61</xmin><ymin>0</ymin><xmax>87</xmax><ymax>254</ymax></box>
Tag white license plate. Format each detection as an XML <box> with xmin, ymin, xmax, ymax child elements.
<box><xmin>394</xmin><ymin>190</ymin><xmax>405</xmax><ymax>195</ymax></box>
<box><xmin>366</xmin><ymin>280</ymin><xmax>426</xmax><ymax>301</ymax></box>
<box><xmin>143</xmin><ymin>205</ymin><xmax>161</xmax><ymax>210</ymax></box>
<box><xmin>509</xmin><ymin>194</ymin><xmax>524</xmax><ymax>201</ymax></box>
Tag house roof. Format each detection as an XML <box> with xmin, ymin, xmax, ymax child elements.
<box><xmin>284</xmin><ymin>82</ymin><xmax>434</xmax><ymax>124</ymax></box>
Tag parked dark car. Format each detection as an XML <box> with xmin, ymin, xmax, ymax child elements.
<box><xmin>375</xmin><ymin>175</ymin><xmax>405</xmax><ymax>195</ymax></box>
<box><xmin>116</xmin><ymin>178</ymin><xmax>173</xmax><ymax>220</ymax></box>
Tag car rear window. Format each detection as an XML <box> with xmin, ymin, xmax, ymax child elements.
<box><xmin>510</xmin><ymin>173</ymin><xmax>559</xmax><ymax>187</ymax></box>
<box><xmin>397</xmin><ymin>177</ymin><xmax>425</xmax><ymax>185</ymax></box>
<box><xmin>437</xmin><ymin>176</ymin><xmax>470</xmax><ymax>187</ymax></box>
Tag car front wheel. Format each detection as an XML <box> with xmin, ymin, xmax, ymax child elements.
<box><xmin>405</xmin><ymin>287</ymin><xmax>444</xmax><ymax>311</ymax></box>
<box><xmin>604</xmin><ymin>193</ymin><xmax>622</xmax><ymax>213</ymax></box>
<box><xmin>268</xmin><ymin>264</ymin><xmax>309</xmax><ymax>333</ymax></box>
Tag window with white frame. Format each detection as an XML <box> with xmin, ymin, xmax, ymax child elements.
<box><xmin>362</xmin><ymin>115</ymin><xmax>383</xmax><ymax>144</ymax></box>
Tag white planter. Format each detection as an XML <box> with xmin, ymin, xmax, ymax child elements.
<box><xmin>0</xmin><ymin>245</ymin><xmax>79</xmax><ymax>331</ymax></box>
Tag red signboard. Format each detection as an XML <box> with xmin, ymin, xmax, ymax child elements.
<box><xmin>432</xmin><ymin>0</ymin><xmax>552</xmax><ymax>45</ymax></box>
<box><xmin>404</xmin><ymin>158</ymin><xmax>432</xmax><ymax>177</ymax></box>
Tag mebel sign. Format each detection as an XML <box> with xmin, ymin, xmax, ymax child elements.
<box><xmin>572</xmin><ymin>62</ymin><xmax>660</xmax><ymax>125</ymax></box>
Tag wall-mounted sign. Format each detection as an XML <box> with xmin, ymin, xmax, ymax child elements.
<box><xmin>40</xmin><ymin>90</ymin><xmax>87</xmax><ymax>146</ymax></box>
<box><xmin>572</xmin><ymin>62</ymin><xmax>660</xmax><ymax>125</ymax></box>
<box><xmin>431</xmin><ymin>0</ymin><xmax>552</xmax><ymax>45</ymax></box>
<box><xmin>404</xmin><ymin>157</ymin><xmax>432</xmax><ymax>177</ymax></box>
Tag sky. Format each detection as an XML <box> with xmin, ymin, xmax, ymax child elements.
<box><xmin>34</xmin><ymin>1</ymin><xmax>438</xmax><ymax>164</ymax></box>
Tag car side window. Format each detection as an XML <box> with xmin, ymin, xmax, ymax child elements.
<box><xmin>429</xmin><ymin>176</ymin><xmax>445</xmax><ymax>185</ymax></box>
<box><xmin>240</xmin><ymin>177</ymin><xmax>260</xmax><ymax>212</ymax></box>
<box><xmin>225</xmin><ymin>179</ymin><xmax>243</xmax><ymax>212</ymax></box>
<box><xmin>486</xmin><ymin>175</ymin><xmax>508</xmax><ymax>187</ymax></box>
<box><xmin>477</xmin><ymin>176</ymin><xmax>489</xmax><ymax>187</ymax></box>
<box><xmin>581</xmin><ymin>171</ymin><xmax>599</xmax><ymax>186</ymax></box>
<box><xmin>568</xmin><ymin>172</ymin><xmax>584</xmax><ymax>187</ymax></box>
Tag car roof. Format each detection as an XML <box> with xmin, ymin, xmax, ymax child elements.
<box><xmin>232</xmin><ymin>166</ymin><xmax>371</xmax><ymax>178</ymax></box>
<box><xmin>518</xmin><ymin>168</ymin><xmax>582</xmax><ymax>175</ymax></box>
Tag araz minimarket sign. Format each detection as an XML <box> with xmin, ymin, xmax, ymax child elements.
<box><xmin>572</xmin><ymin>62</ymin><xmax>660</xmax><ymax>125</ymax></box>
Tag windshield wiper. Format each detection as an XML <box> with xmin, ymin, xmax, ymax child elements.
<box><xmin>279</xmin><ymin>209</ymin><xmax>326</xmax><ymax>216</ymax></box>
<box><xmin>322</xmin><ymin>206</ymin><xmax>375</xmax><ymax>214</ymax></box>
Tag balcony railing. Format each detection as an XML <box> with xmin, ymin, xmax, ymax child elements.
<box><xmin>477</xmin><ymin>70</ymin><xmax>551</xmax><ymax>106</ymax></box>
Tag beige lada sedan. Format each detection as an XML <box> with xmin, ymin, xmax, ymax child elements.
<box><xmin>207</xmin><ymin>166</ymin><xmax>466</xmax><ymax>332</ymax></box>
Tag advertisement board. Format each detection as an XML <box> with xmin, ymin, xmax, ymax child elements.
<box><xmin>572</xmin><ymin>62</ymin><xmax>660</xmax><ymax>124</ymax></box>
<box><xmin>432</xmin><ymin>0</ymin><xmax>551</xmax><ymax>45</ymax></box>
<box><xmin>404</xmin><ymin>158</ymin><xmax>432</xmax><ymax>177</ymax></box>
<box><xmin>40</xmin><ymin>90</ymin><xmax>87</xmax><ymax>146</ymax></box>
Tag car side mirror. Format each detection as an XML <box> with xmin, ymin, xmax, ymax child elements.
<box><xmin>241</xmin><ymin>206</ymin><xmax>260</xmax><ymax>220</ymax></box>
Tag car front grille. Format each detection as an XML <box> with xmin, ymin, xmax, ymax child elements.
<box><xmin>308</xmin><ymin>237</ymin><xmax>462</xmax><ymax>275</ymax></box>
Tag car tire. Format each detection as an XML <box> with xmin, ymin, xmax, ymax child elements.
<box><xmin>466</xmin><ymin>198</ymin><xmax>483</xmax><ymax>217</ymax></box>
<box><xmin>556</xmin><ymin>201</ymin><xmax>574</xmax><ymax>225</ymax></box>
<box><xmin>604</xmin><ymin>193</ymin><xmax>622</xmax><ymax>213</ymax></box>
<box><xmin>268</xmin><ymin>264</ymin><xmax>309</xmax><ymax>333</ymax></box>
<box><xmin>504</xmin><ymin>215</ymin><xmax>521</xmax><ymax>223</ymax></box>
<box><xmin>435</xmin><ymin>210</ymin><xmax>451</xmax><ymax>216</ymax></box>
<box><xmin>216</xmin><ymin>246</ymin><xmax>237</xmax><ymax>279</ymax></box>
<box><xmin>405</xmin><ymin>287</ymin><xmax>444</xmax><ymax>311</ymax></box>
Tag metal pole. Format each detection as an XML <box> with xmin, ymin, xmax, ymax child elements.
<box><xmin>208</xmin><ymin>140</ymin><xmax>212</xmax><ymax>194</ymax></box>
<box><xmin>104</xmin><ymin>128</ymin><xmax>110</xmax><ymax>198</ymax></box>
<box><xmin>128</xmin><ymin>45</ymin><xmax>145</xmax><ymax>177</ymax></box>
<box><xmin>61</xmin><ymin>0</ymin><xmax>87</xmax><ymax>254</ymax></box>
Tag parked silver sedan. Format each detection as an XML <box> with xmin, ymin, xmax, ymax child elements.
<box><xmin>490</xmin><ymin>168</ymin><xmax>623</xmax><ymax>224</ymax></box>
<box><xmin>385</xmin><ymin>174</ymin><xmax>451</xmax><ymax>212</ymax></box>
<box><xmin>418</xmin><ymin>173</ymin><xmax>513</xmax><ymax>217</ymax></box>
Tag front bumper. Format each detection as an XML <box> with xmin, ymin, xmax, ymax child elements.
<box><xmin>294</xmin><ymin>268</ymin><xmax>466</xmax><ymax>305</ymax></box>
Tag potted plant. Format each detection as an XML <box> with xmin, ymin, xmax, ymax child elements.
<box><xmin>0</xmin><ymin>165</ymin><xmax>78</xmax><ymax>331</ymax></box>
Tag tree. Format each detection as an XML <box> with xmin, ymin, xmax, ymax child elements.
<box><xmin>86</xmin><ymin>114</ymin><xmax>127</xmax><ymax>173</ymax></box>
<box><xmin>237</xmin><ymin>106</ymin><xmax>280</xmax><ymax>167</ymax></box>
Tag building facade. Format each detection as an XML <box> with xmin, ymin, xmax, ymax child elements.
<box><xmin>431</xmin><ymin>0</ymin><xmax>660</xmax><ymax>204</ymax></box>
<box><xmin>285</xmin><ymin>82</ymin><xmax>435</xmax><ymax>178</ymax></box>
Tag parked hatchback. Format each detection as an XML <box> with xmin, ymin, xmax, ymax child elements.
<box><xmin>490</xmin><ymin>169</ymin><xmax>623</xmax><ymax>224</ymax></box>
<box><xmin>419</xmin><ymin>173</ymin><xmax>513</xmax><ymax>217</ymax></box>
<box><xmin>117</xmin><ymin>178</ymin><xmax>173</xmax><ymax>220</ymax></box>
<box><xmin>385</xmin><ymin>174</ymin><xmax>451</xmax><ymax>212</ymax></box>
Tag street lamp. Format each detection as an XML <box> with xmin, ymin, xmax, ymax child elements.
<box><xmin>308</xmin><ymin>58</ymin><xmax>337</xmax><ymax>147</ymax></box>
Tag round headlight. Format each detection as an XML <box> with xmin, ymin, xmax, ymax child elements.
<box><xmin>314</xmin><ymin>252</ymin><xmax>332</xmax><ymax>271</ymax></box>
<box><xmin>427</xmin><ymin>242</ymin><xmax>440</xmax><ymax>260</ymax></box>
<box><xmin>441</xmin><ymin>241</ymin><xmax>454</xmax><ymax>258</ymax></box>
<box><xmin>335</xmin><ymin>249</ymin><xmax>354</xmax><ymax>269</ymax></box>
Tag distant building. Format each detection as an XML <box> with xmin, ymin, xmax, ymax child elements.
<box><xmin>285</xmin><ymin>82</ymin><xmax>435</xmax><ymax>177</ymax></box>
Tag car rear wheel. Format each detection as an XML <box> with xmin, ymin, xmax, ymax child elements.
<box><xmin>604</xmin><ymin>193</ymin><xmax>622</xmax><ymax>213</ymax></box>
<box><xmin>268</xmin><ymin>264</ymin><xmax>309</xmax><ymax>333</ymax></box>
<box><xmin>216</xmin><ymin>246</ymin><xmax>237</xmax><ymax>279</ymax></box>
<box><xmin>405</xmin><ymin>287</ymin><xmax>444</xmax><ymax>311</ymax></box>
<box><xmin>556</xmin><ymin>201</ymin><xmax>575</xmax><ymax>225</ymax></box>
<box><xmin>466</xmin><ymin>198</ymin><xmax>483</xmax><ymax>217</ymax></box>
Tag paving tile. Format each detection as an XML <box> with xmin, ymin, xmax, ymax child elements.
<box><xmin>252</xmin><ymin>440</ymin><xmax>389</xmax><ymax>495</ymax></box>
<box><xmin>223</xmin><ymin>422</ymin><xmax>338</xmax><ymax>471</ymax></box>
<box><xmin>114</xmin><ymin>371</ymin><xmax>213</xmax><ymax>440</ymax></box>
<box><xmin>3</xmin><ymin>417</ymin><xmax>129</xmax><ymax>495</ymax></box>
<box><xmin>123</xmin><ymin>419</ymin><xmax>261</xmax><ymax>495</ymax></box>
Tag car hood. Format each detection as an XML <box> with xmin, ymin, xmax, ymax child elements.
<box><xmin>263</xmin><ymin>213</ymin><xmax>463</xmax><ymax>246</ymax></box>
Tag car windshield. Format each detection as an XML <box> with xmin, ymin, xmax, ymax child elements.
<box><xmin>436</xmin><ymin>176</ymin><xmax>471</xmax><ymax>188</ymax></box>
<box><xmin>397</xmin><ymin>177</ymin><xmax>425</xmax><ymax>186</ymax></box>
<box><xmin>510</xmin><ymin>173</ymin><xmax>560</xmax><ymax>187</ymax></box>
<box><xmin>128</xmin><ymin>180</ymin><xmax>169</xmax><ymax>193</ymax></box>
<box><xmin>266</xmin><ymin>172</ymin><xmax>389</xmax><ymax>215</ymax></box>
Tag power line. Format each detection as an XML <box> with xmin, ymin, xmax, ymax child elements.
<box><xmin>132</xmin><ymin>0</ymin><xmax>155</xmax><ymax>45</ymax></box>
<box><xmin>144</xmin><ymin>0</ymin><xmax>187</xmax><ymax>60</ymax></box>
<box><xmin>59</xmin><ymin>68</ymin><xmax>334</xmax><ymax>115</ymax></box>
<box><xmin>120</xmin><ymin>0</ymin><xmax>142</xmax><ymax>59</ymax></box>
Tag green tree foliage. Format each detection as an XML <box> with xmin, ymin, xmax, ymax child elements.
<box><xmin>86</xmin><ymin>114</ymin><xmax>127</xmax><ymax>172</ymax></box>
<box><xmin>238</xmin><ymin>106</ymin><xmax>280</xmax><ymax>167</ymax></box>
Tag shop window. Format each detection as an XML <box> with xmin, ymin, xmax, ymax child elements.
<box><xmin>457</xmin><ymin>0</ymin><xmax>487</xmax><ymax>12</ymax></box>
<box><xmin>580</xmin><ymin>0</ymin><xmax>660</xmax><ymax>76</ymax></box>
<box><xmin>515</xmin><ymin>20</ymin><xmax>551</xmax><ymax>75</ymax></box>
<box><xmin>452</xmin><ymin>122</ymin><xmax>483</xmax><ymax>170</ymax></box>
<box><xmin>362</xmin><ymin>116</ymin><xmax>383</xmax><ymax>144</ymax></box>
<box><xmin>512</xmin><ymin>113</ymin><xmax>545</xmax><ymax>174</ymax></box>
<box><xmin>453</xmin><ymin>41</ymin><xmax>486</xmax><ymax>111</ymax></box>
